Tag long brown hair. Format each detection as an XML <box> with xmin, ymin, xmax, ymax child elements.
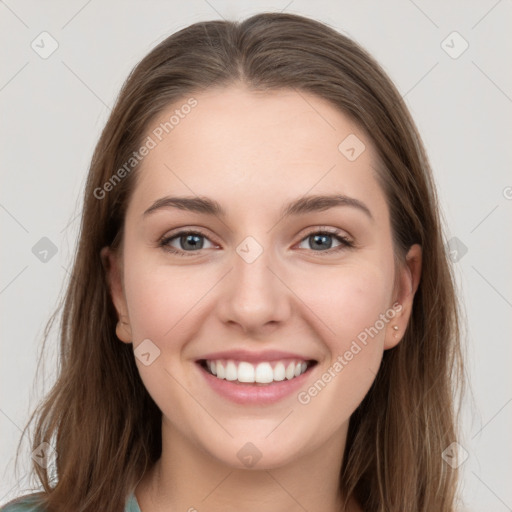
<box><xmin>5</xmin><ymin>12</ymin><xmax>465</xmax><ymax>512</ymax></box>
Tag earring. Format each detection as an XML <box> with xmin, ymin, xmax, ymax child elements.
<box><xmin>392</xmin><ymin>325</ymin><xmax>399</xmax><ymax>337</ymax></box>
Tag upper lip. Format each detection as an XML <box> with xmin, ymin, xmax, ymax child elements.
<box><xmin>197</xmin><ymin>349</ymin><xmax>317</xmax><ymax>364</ymax></box>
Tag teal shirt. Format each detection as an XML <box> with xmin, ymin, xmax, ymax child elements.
<box><xmin>0</xmin><ymin>492</ymin><xmax>142</xmax><ymax>512</ymax></box>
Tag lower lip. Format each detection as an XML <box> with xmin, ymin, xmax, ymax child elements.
<box><xmin>196</xmin><ymin>362</ymin><xmax>316</xmax><ymax>405</ymax></box>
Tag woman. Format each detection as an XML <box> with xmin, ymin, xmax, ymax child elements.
<box><xmin>2</xmin><ymin>12</ymin><xmax>465</xmax><ymax>512</ymax></box>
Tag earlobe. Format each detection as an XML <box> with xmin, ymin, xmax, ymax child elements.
<box><xmin>115</xmin><ymin>318</ymin><xmax>132</xmax><ymax>344</ymax></box>
<box><xmin>384</xmin><ymin>244</ymin><xmax>422</xmax><ymax>350</ymax></box>
<box><xmin>100</xmin><ymin>246</ymin><xmax>132</xmax><ymax>343</ymax></box>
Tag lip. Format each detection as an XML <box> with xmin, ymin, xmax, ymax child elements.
<box><xmin>195</xmin><ymin>359</ymin><xmax>318</xmax><ymax>405</ymax></box>
<box><xmin>196</xmin><ymin>349</ymin><xmax>315</xmax><ymax>364</ymax></box>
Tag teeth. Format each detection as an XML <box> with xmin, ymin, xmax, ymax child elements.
<box><xmin>285</xmin><ymin>362</ymin><xmax>295</xmax><ymax>380</ymax></box>
<box><xmin>204</xmin><ymin>359</ymin><xmax>310</xmax><ymax>384</ymax></box>
<box><xmin>238</xmin><ymin>362</ymin><xmax>255</xmax><ymax>383</ymax></box>
<box><xmin>273</xmin><ymin>362</ymin><xmax>285</xmax><ymax>381</ymax></box>
<box><xmin>225</xmin><ymin>360</ymin><xmax>237</xmax><ymax>381</ymax></box>
<box><xmin>255</xmin><ymin>362</ymin><xmax>273</xmax><ymax>383</ymax></box>
<box><xmin>216</xmin><ymin>361</ymin><xmax>226</xmax><ymax>379</ymax></box>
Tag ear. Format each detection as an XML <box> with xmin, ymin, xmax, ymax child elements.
<box><xmin>100</xmin><ymin>246</ymin><xmax>132</xmax><ymax>344</ymax></box>
<box><xmin>384</xmin><ymin>243</ymin><xmax>422</xmax><ymax>350</ymax></box>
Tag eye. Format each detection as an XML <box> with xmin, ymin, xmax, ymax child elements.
<box><xmin>159</xmin><ymin>228</ymin><xmax>354</xmax><ymax>257</ymax></box>
<box><xmin>297</xmin><ymin>229</ymin><xmax>354</xmax><ymax>255</ymax></box>
<box><xmin>160</xmin><ymin>230</ymin><xmax>215</xmax><ymax>256</ymax></box>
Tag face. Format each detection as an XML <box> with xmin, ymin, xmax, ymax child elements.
<box><xmin>103</xmin><ymin>85</ymin><xmax>421</xmax><ymax>470</ymax></box>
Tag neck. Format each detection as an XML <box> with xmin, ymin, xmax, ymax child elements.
<box><xmin>136</xmin><ymin>417</ymin><xmax>362</xmax><ymax>512</ymax></box>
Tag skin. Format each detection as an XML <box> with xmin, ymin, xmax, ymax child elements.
<box><xmin>102</xmin><ymin>85</ymin><xmax>422</xmax><ymax>512</ymax></box>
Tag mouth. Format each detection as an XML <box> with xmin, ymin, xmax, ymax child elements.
<box><xmin>197</xmin><ymin>358</ymin><xmax>318</xmax><ymax>386</ymax></box>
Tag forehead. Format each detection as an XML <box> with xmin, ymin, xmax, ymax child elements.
<box><xmin>127</xmin><ymin>85</ymin><xmax>387</xmax><ymax>219</ymax></box>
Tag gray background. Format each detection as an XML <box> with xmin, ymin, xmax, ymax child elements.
<box><xmin>1</xmin><ymin>1</ymin><xmax>511</xmax><ymax>510</ymax></box>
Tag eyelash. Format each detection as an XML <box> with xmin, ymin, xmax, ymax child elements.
<box><xmin>158</xmin><ymin>228</ymin><xmax>354</xmax><ymax>257</ymax></box>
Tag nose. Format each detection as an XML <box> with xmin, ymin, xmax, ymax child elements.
<box><xmin>216</xmin><ymin>241</ymin><xmax>292</xmax><ymax>336</ymax></box>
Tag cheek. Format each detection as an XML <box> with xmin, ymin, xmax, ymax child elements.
<box><xmin>123</xmin><ymin>246</ymin><xmax>394</xmax><ymax>350</ymax></box>
<box><xmin>122</xmin><ymin>255</ymin><xmax>208</xmax><ymax>342</ymax></box>
<box><xmin>301</xmin><ymin>265</ymin><xmax>392</xmax><ymax>398</ymax></box>
<box><xmin>121</xmin><ymin>256</ymin><xmax>206</xmax><ymax>421</ymax></box>
<box><xmin>340</xmin><ymin>269</ymin><xmax>390</xmax><ymax>336</ymax></box>
<box><xmin>294</xmin><ymin>261</ymin><xmax>393</xmax><ymax>348</ymax></box>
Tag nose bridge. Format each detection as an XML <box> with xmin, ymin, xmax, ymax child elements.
<box><xmin>218</xmin><ymin>234</ymin><xmax>291</xmax><ymax>331</ymax></box>
<box><xmin>235</xmin><ymin>239</ymin><xmax>274</xmax><ymax>295</ymax></box>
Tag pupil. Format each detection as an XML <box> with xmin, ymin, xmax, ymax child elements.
<box><xmin>182</xmin><ymin>234</ymin><xmax>203</xmax><ymax>250</ymax></box>
<box><xmin>311</xmin><ymin>234</ymin><xmax>331</xmax><ymax>250</ymax></box>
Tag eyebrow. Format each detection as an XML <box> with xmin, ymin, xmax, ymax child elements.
<box><xmin>143</xmin><ymin>194</ymin><xmax>373</xmax><ymax>221</ymax></box>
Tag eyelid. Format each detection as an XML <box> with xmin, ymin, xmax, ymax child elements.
<box><xmin>160</xmin><ymin>226</ymin><xmax>219</xmax><ymax>242</ymax></box>
<box><xmin>300</xmin><ymin>225</ymin><xmax>352</xmax><ymax>240</ymax></box>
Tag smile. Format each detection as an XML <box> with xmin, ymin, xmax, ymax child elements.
<box><xmin>200</xmin><ymin>358</ymin><xmax>313</xmax><ymax>384</ymax></box>
<box><xmin>196</xmin><ymin>357</ymin><xmax>318</xmax><ymax>405</ymax></box>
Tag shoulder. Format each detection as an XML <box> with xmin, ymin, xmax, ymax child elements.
<box><xmin>2</xmin><ymin>493</ymin><xmax>139</xmax><ymax>512</ymax></box>
<box><xmin>0</xmin><ymin>494</ymin><xmax>46</xmax><ymax>512</ymax></box>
